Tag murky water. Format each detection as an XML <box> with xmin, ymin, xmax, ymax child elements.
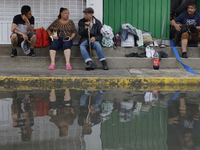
<box><xmin>0</xmin><ymin>89</ymin><xmax>200</xmax><ymax>150</ymax></box>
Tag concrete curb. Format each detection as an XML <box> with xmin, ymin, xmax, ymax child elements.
<box><xmin>0</xmin><ymin>76</ymin><xmax>200</xmax><ymax>91</ymax></box>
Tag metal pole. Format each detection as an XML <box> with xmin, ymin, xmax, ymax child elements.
<box><xmin>160</xmin><ymin>15</ymin><xmax>166</xmax><ymax>48</ymax></box>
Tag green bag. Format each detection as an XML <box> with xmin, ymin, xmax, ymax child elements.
<box><xmin>101</xmin><ymin>37</ymin><xmax>114</xmax><ymax>47</ymax></box>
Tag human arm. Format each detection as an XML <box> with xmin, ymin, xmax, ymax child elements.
<box><xmin>92</xmin><ymin>20</ymin><xmax>103</xmax><ymax>42</ymax></box>
<box><xmin>78</xmin><ymin>19</ymin><xmax>88</xmax><ymax>37</ymax></box>
<box><xmin>170</xmin><ymin>20</ymin><xmax>182</xmax><ymax>31</ymax></box>
<box><xmin>196</xmin><ymin>19</ymin><xmax>200</xmax><ymax>31</ymax></box>
<box><xmin>11</xmin><ymin>23</ymin><xmax>28</xmax><ymax>41</ymax></box>
<box><xmin>170</xmin><ymin>13</ymin><xmax>185</xmax><ymax>31</ymax></box>
<box><xmin>46</xmin><ymin>20</ymin><xmax>59</xmax><ymax>40</ymax></box>
<box><xmin>22</xmin><ymin>15</ymin><xmax>34</xmax><ymax>32</ymax></box>
<box><xmin>66</xmin><ymin>21</ymin><xmax>77</xmax><ymax>41</ymax></box>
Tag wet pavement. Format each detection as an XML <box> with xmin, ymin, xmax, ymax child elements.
<box><xmin>0</xmin><ymin>89</ymin><xmax>200</xmax><ymax>150</ymax></box>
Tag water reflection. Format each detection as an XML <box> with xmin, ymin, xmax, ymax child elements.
<box><xmin>0</xmin><ymin>89</ymin><xmax>200</xmax><ymax>149</ymax></box>
<box><xmin>79</xmin><ymin>91</ymin><xmax>103</xmax><ymax>135</ymax></box>
<box><xmin>48</xmin><ymin>89</ymin><xmax>76</xmax><ymax>137</ymax></box>
<box><xmin>11</xmin><ymin>92</ymin><xmax>36</xmax><ymax>141</ymax></box>
<box><xmin>167</xmin><ymin>92</ymin><xmax>200</xmax><ymax>149</ymax></box>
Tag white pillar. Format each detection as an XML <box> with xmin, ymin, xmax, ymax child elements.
<box><xmin>86</xmin><ymin>0</ymin><xmax>103</xmax><ymax>23</ymax></box>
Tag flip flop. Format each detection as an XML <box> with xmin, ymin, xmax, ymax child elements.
<box><xmin>66</xmin><ymin>65</ymin><xmax>72</xmax><ymax>70</ymax></box>
<box><xmin>48</xmin><ymin>64</ymin><xmax>55</xmax><ymax>70</ymax></box>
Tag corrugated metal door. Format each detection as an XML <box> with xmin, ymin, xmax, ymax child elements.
<box><xmin>103</xmin><ymin>0</ymin><xmax>170</xmax><ymax>40</ymax></box>
<box><xmin>0</xmin><ymin>0</ymin><xmax>86</xmax><ymax>44</ymax></box>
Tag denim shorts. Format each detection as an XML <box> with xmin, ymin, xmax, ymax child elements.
<box><xmin>50</xmin><ymin>37</ymin><xmax>73</xmax><ymax>51</ymax></box>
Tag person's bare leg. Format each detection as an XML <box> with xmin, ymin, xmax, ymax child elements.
<box><xmin>11</xmin><ymin>34</ymin><xmax>18</xmax><ymax>49</ymax></box>
<box><xmin>49</xmin><ymin>50</ymin><xmax>56</xmax><ymax>66</ymax></box>
<box><xmin>64</xmin><ymin>89</ymin><xmax>71</xmax><ymax>101</ymax></box>
<box><xmin>49</xmin><ymin>89</ymin><xmax>56</xmax><ymax>102</ymax></box>
<box><xmin>64</xmin><ymin>49</ymin><xmax>71</xmax><ymax>66</ymax></box>
<box><xmin>181</xmin><ymin>39</ymin><xmax>188</xmax><ymax>53</ymax></box>
<box><xmin>30</xmin><ymin>34</ymin><xmax>36</xmax><ymax>49</ymax></box>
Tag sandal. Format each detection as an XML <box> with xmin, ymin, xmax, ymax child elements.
<box><xmin>48</xmin><ymin>64</ymin><xmax>55</xmax><ymax>70</ymax></box>
<box><xmin>66</xmin><ymin>65</ymin><xmax>72</xmax><ymax>70</ymax></box>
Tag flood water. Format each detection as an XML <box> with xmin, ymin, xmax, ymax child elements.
<box><xmin>0</xmin><ymin>89</ymin><xmax>200</xmax><ymax>150</ymax></box>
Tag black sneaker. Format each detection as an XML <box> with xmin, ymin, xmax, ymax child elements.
<box><xmin>182</xmin><ymin>52</ymin><xmax>188</xmax><ymax>58</ymax></box>
<box><xmin>29</xmin><ymin>49</ymin><xmax>36</xmax><ymax>57</ymax></box>
<box><xmin>85</xmin><ymin>61</ymin><xmax>96</xmax><ymax>70</ymax></box>
<box><xmin>101</xmin><ymin>60</ymin><xmax>109</xmax><ymax>70</ymax></box>
<box><xmin>10</xmin><ymin>49</ymin><xmax>17</xmax><ymax>57</ymax></box>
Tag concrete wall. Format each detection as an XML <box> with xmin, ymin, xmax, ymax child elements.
<box><xmin>86</xmin><ymin>0</ymin><xmax>103</xmax><ymax>22</ymax></box>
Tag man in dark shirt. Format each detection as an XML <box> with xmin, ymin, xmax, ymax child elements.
<box><xmin>170</xmin><ymin>2</ymin><xmax>200</xmax><ymax>58</ymax></box>
<box><xmin>10</xmin><ymin>5</ymin><xmax>36</xmax><ymax>57</ymax></box>
<box><xmin>78</xmin><ymin>7</ymin><xmax>109</xmax><ymax>70</ymax></box>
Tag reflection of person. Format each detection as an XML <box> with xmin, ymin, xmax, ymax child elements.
<box><xmin>10</xmin><ymin>5</ymin><xmax>36</xmax><ymax>57</ymax></box>
<box><xmin>78</xmin><ymin>7</ymin><xmax>109</xmax><ymax>70</ymax></box>
<box><xmin>78</xmin><ymin>91</ymin><xmax>104</xmax><ymax>135</ymax></box>
<box><xmin>167</xmin><ymin>94</ymin><xmax>200</xmax><ymax>148</ymax></box>
<box><xmin>47</xmin><ymin>7</ymin><xmax>77</xmax><ymax>70</ymax></box>
<box><xmin>48</xmin><ymin>89</ymin><xmax>76</xmax><ymax>137</ymax></box>
<box><xmin>11</xmin><ymin>92</ymin><xmax>37</xmax><ymax>141</ymax></box>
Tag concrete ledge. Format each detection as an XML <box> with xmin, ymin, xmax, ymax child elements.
<box><xmin>1</xmin><ymin>44</ymin><xmax>200</xmax><ymax>57</ymax></box>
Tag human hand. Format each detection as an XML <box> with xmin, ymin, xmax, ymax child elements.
<box><xmin>53</xmin><ymin>36</ymin><xmax>58</xmax><ymax>40</ymax></box>
<box><xmin>90</xmin><ymin>37</ymin><xmax>96</xmax><ymax>43</ymax></box>
<box><xmin>63</xmin><ymin>36</ymin><xmax>71</xmax><ymax>42</ymax></box>
<box><xmin>22</xmin><ymin>34</ymin><xmax>28</xmax><ymax>41</ymax></box>
<box><xmin>167</xmin><ymin>116</ymin><xmax>179</xmax><ymax>125</ymax></box>
<box><xmin>85</xmin><ymin>22</ymin><xmax>90</xmax><ymax>29</ymax></box>
<box><xmin>22</xmin><ymin>15</ymin><xmax>29</xmax><ymax>22</ymax></box>
<box><xmin>175</xmin><ymin>24</ymin><xmax>182</xmax><ymax>31</ymax></box>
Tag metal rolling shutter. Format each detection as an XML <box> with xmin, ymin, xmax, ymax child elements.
<box><xmin>0</xmin><ymin>0</ymin><xmax>86</xmax><ymax>44</ymax></box>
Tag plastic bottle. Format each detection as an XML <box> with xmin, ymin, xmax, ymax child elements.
<box><xmin>153</xmin><ymin>50</ymin><xmax>159</xmax><ymax>70</ymax></box>
<box><xmin>152</xmin><ymin>90</ymin><xmax>159</xmax><ymax>101</ymax></box>
<box><xmin>115</xmin><ymin>34</ymin><xmax>121</xmax><ymax>46</ymax></box>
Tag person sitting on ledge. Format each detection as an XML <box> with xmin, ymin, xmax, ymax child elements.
<box><xmin>46</xmin><ymin>7</ymin><xmax>76</xmax><ymax>70</ymax></box>
<box><xmin>78</xmin><ymin>7</ymin><xmax>109</xmax><ymax>70</ymax></box>
<box><xmin>170</xmin><ymin>1</ymin><xmax>200</xmax><ymax>58</ymax></box>
<box><xmin>10</xmin><ymin>5</ymin><xmax>36</xmax><ymax>57</ymax></box>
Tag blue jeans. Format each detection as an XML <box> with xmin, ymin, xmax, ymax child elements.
<box><xmin>79</xmin><ymin>40</ymin><xmax>106</xmax><ymax>63</ymax></box>
<box><xmin>79</xmin><ymin>91</ymin><xmax>104</xmax><ymax>112</ymax></box>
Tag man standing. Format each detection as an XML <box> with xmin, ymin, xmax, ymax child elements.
<box><xmin>10</xmin><ymin>5</ymin><xmax>36</xmax><ymax>57</ymax></box>
<box><xmin>78</xmin><ymin>7</ymin><xmax>109</xmax><ymax>70</ymax></box>
<box><xmin>170</xmin><ymin>2</ymin><xmax>200</xmax><ymax>58</ymax></box>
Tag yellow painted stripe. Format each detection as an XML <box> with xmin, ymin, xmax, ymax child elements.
<box><xmin>0</xmin><ymin>76</ymin><xmax>199</xmax><ymax>91</ymax></box>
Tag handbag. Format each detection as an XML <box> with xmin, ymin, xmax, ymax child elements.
<box><xmin>34</xmin><ymin>27</ymin><xmax>50</xmax><ymax>47</ymax></box>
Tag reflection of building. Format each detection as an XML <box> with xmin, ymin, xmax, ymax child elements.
<box><xmin>84</xmin><ymin>123</ymin><xmax>102</xmax><ymax>150</ymax></box>
<box><xmin>101</xmin><ymin>106</ymin><xmax>168</xmax><ymax>150</ymax></box>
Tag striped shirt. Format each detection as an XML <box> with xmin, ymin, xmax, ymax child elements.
<box><xmin>47</xmin><ymin>19</ymin><xmax>77</xmax><ymax>37</ymax></box>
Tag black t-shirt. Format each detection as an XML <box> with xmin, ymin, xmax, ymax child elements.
<box><xmin>12</xmin><ymin>14</ymin><xmax>34</xmax><ymax>34</ymax></box>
